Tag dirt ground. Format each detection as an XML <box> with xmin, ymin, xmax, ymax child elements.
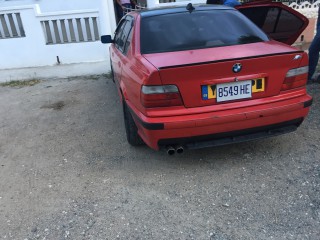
<box><xmin>0</xmin><ymin>76</ymin><xmax>319</xmax><ymax>240</ymax></box>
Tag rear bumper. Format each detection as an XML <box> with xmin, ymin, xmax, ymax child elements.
<box><xmin>159</xmin><ymin>118</ymin><xmax>302</xmax><ymax>150</ymax></box>
<box><xmin>130</xmin><ymin>95</ymin><xmax>312</xmax><ymax>150</ymax></box>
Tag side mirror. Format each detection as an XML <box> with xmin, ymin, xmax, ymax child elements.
<box><xmin>101</xmin><ymin>35</ymin><xmax>113</xmax><ymax>44</ymax></box>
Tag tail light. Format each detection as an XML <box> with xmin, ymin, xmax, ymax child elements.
<box><xmin>141</xmin><ymin>85</ymin><xmax>183</xmax><ymax>108</ymax></box>
<box><xmin>281</xmin><ymin>66</ymin><xmax>308</xmax><ymax>91</ymax></box>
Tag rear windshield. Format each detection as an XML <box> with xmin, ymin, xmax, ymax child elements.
<box><xmin>140</xmin><ymin>10</ymin><xmax>269</xmax><ymax>54</ymax></box>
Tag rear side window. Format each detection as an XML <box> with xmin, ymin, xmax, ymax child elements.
<box><xmin>140</xmin><ymin>10</ymin><xmax>268</xmax><ymax>54</ymax></box>
<box><xmin>114</xmin><ymin>16</ymin><xmax>134</xmax><ymax>54</ymax></box>
<box><xmin>118</xmin><ymin>18</ymin><xmax>132</xmax><ymax>53</ymax></box>
<box><xmin>114</xmin><ymin>20</ymin><xmax>127</xmax><ymax>49</ymax></box>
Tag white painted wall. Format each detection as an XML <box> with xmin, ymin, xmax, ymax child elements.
<box><xmin>1</xmin><ymin>0</ymin><xmax>102</xmax><ymax>12</ymax></box>
<box><xmin>0</xmin><ymin>0</ymin><xmax>117</xmax><ymax>75</ymax></box>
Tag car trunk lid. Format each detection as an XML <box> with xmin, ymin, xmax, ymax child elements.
<box><xmin>143</xmin><ymin>41</ymin><xmax>305</xmax><ymax>108</ymax></box>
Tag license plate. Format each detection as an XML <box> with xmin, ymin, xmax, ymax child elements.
<box><xmin>201</xmin><ymin>78</ymin><xmax>265</xmax><ymax>102</ymax></box>
<box><xmin>216</xmin><ymin>80</ymin><xmax>252</xmax><ymax>102</ymax></box>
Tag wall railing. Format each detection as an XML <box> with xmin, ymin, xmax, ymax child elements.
<box><xmin>0</xmin><ymin>12</ymin><xmax>25</xmax><ymax>39</ymax></box>
<box><xmin>40</xmin><ymin>16</ymin><xmax>100</xmax><ymax>44</ymax></box>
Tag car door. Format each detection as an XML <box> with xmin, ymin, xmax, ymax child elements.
<box><xmin>111</xmin><ymin>16</ymin><xmax>133</xmax><ymax>83</ymax></box>
<box><xmin>110</xmin><ymin>19</ymin><xmax>127</xmax><ymax>83</ymax></box>
<box><xmin>112</xmin><ymin>15</ymin><xmax>134</xmax><ymax>99</ymax></box>
<box><xmin>236</xmin><ymin>1</ymin><xmax>309</xmax><ymax>45</ymax></box>
<box><xmin>114</xmin><ymin>16</ymin><xmax>137</xmax><ymax>104</ymax></box>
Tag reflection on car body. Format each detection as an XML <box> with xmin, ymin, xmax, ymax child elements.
<box><xmin>102</xmin><ymin>2</ymin><xmax>312</xmax><ymax>153</ymax></box>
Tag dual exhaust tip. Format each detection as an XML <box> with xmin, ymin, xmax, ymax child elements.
<box><xmin>166</xmin><ymin>145</ymin><xmax>184</xmax><ymax>155</ymax></box>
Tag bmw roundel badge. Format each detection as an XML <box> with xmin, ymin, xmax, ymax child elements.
<box><xmin>232</xmin><ymin>63</ymin><xmax>242</xmax><ymax>73</ymax></box>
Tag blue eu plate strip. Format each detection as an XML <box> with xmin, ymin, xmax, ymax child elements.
<box><xmin>202</xmin><ymin>85</ymin><xmax>208</xmax><ymax>100</ymax></box>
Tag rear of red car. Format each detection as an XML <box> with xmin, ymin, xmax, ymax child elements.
<box><xmin>115</xmin><ymin>5</ymin><xmax>312</xmax><ymax>151</ymax></box>
<box><xmin>139</xmin><ymin>49</ymin><xmax>311</xmax><ymax>151</ymax></box>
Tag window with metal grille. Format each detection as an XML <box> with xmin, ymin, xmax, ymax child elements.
<box><xmin>0</xmin><ymin>12</ymin><xmax>25</xmax><ymax>39</ymax></box>
<box><xmin>40</xmin><ymin>17</ymin><xmax>100</xmax><ymax>45</ymax></box>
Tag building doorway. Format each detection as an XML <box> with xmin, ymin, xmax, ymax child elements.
<box><xmin>113</xmin><ymin>0</ymin><xmax>147</xmax><ymax>23</ymax></box>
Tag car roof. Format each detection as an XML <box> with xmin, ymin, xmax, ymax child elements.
<box><xmin>138</xmin><ymin>4</ymin><xmax>234</xmax><ymax>18</ymax></box>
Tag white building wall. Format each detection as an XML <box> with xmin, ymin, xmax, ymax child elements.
<box><xmin>0</xmin><ymin>0</ymin><xmax>101</xmax><ymax>12</ymax></box>
<box><xmin>0</xmin><ymin>0</ymin><xmax>117</xmax><ymax>81</ymax></box>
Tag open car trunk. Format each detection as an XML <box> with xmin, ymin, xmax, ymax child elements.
<box><xmin>236</xmin><ymin>0</ymin><xmax>309</xmax><ymax>45</ymax></box>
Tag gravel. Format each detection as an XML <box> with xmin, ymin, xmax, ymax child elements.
<box><xmin>0</xmin><ymin>76</ymin><xmax>319</xmax><ymax>239</ymax></box>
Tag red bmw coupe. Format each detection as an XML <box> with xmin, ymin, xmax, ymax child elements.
<box><xmin>102</xmin><ymin>1</ymin><xmax>312</xmax><ymax>154</ymax></box>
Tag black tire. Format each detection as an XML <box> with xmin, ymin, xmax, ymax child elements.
<box><xmin>123</xmin><ymin>102</ymin><xmax>144</xmax><ymax>146</ymax></box>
